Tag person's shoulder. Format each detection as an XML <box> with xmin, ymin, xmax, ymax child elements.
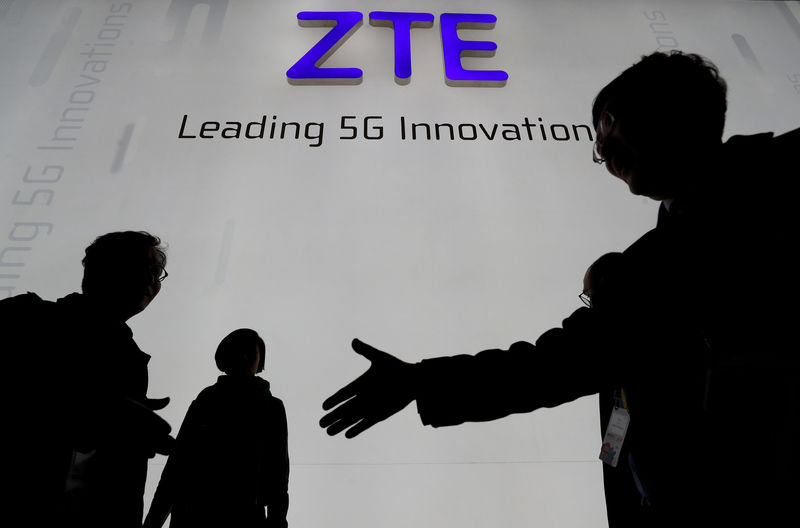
<box><xmin>0</xmin><ymin>291</ymin><xmax>54</xmax><ymax>319</ymax></box>
<box><xmin>1</xmin><ymin>293</ymin><xmax>61</xmax><ymax>368</ymax></box>
<box><xmin>724</xmin><ymin>128</ymin><xmax>796</xmax><ymax>167</ymax></box>
<box><xmin>0</xmin><ymin>291</ymin><xmax>45</xmax><ymax>307</ymax></box>
<box><xmin>723</xmin><ymin>131</ymin><xmax>774</xmax><ymax>147</ymax></box>
<box><xmin>196</xmin><ymin>380</ymin><xmax>224</xmax><ymax>400</ymax></box>
<box><xmin>185</xmin><ymin>383</ymin><xmax>226</xmax><ymax>419</ymax></box>
<box><xmin>722</xmin><ymin>128</ymin><xmax>798</xmax><ymax>205</ymax></box>
<box><xmin>771</xmin><ymin>127</ymin><xmax>800</xmax><ymax>162</ymax></box>
<box><xmin>768</xmin><ymin>126</ymin><xmax>800</xmax><ymax>143</ymax></box>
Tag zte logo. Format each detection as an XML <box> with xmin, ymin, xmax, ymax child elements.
<box><xmin>286</xmin><ymin>12</ymin><xmax>508</xmax><ymax>86</ymax></box>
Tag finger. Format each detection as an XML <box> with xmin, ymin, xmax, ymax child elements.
<box><xmin>144</xmin><ymin>397</ymin><xmax>170</xmax><ymax>411</ymax></box>
<box><xmin>321</xmin><ymin>395</ymin><xmax>367</xmax><ymax>435</ymax></box>
<box><xmin>320</xmin><ymin>395</ymin><xmax>366</xmax><ymax>429</ymax></box>
<box><xmin>324</xmin><ymin>418</ymin><xmax>352</xmax><ymax>437</ymax></box>
<box><xmin>319</xmin><ymin>400</ymin><xmax>356</xmax><ymax>428</ymax></box>
<box><xmin>324</xmin><ymin>411</ymin><xmax>365</xmax><ymax>437</ymax></box>
<box><xmin>322</xmin><ymin>377</ymin><xmax>363</xmax><ymax>411</ymax></box>
<box><xmin>344</xmin><ymin>417</ymin><xmax>379</xmax><ymax>438</ymax></box>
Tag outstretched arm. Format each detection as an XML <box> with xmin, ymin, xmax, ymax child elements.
<box><xmin>320</xmin><ymin>339</ymin><xmax>420</xmax><ymax>438</ymax></box>
<box><xmin>320</xmin><ymin>308</ymin><xmax>614</xmax><ymax>436</ymax></box>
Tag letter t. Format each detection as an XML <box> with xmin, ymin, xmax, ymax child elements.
<box><xmin>369</xmin><ymin>12</ymin><xmax>434</xmax><ymax>85</ymax></box>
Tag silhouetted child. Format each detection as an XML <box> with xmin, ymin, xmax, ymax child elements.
<box><xmin>144</xmin><ymin>329</ymin><xmax>289</xmax><ymax>528</ymax></box>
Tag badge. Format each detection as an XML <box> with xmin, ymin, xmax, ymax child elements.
<box><xmin>599</xmin><ymin>406</ymin><xmax>630</xmax><ymax>467</ymax></box>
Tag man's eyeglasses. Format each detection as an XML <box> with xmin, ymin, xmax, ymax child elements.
<box><xmin>592</xmin><ymin>111</ymin><xmax>615</xmax><ymax>164</ymax></box>
<box><xmin>579</xmin><ymin>291</ymin><xmax>592</xmax><ymax>308</ymax></box>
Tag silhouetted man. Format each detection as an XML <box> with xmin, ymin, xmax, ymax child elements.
<box><xmin>1</xmin><ymin>231</ymin><xmax>175</xmax><ymax>528</ymax></box>
<box><xmin>320</xmin><ymin>51</ymin><xmax>799</xmax><ymax>527</ymax></box>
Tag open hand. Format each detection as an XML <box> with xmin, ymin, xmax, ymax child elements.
<box><xmin>320</xmin><ymin>339</ymin><xmax>417</xmax><ymax>438</ymax></box>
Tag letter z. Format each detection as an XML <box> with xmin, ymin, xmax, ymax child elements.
<box><xmin>286</xmin><ymin>12</ymin><xmax>364</xmax><ymax>85</ymax></box>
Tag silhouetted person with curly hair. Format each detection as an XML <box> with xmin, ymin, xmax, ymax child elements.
<box><xmin>1</xmin><ymin>230</ymin><xmax>174</xmax><ymax>528</ymax></box>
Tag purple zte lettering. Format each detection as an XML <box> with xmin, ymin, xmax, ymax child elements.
<box><xmin>368</xmin><ymin>11</ymin><xmax>434</xmax><ymax>85</ymax></box>
<box><xmin>440</xmin><ymin>13</ymin><xmax>508</xmax><ymax>87</ymax></box>
<box><xmin>286</xmin><ymin>12</ymin><xmax>364</xmax><ymax>85</ymax></box>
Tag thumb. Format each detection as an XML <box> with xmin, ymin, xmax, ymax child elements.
<box><xmin>143</xmin><ymin>397</ymin><xmax>170</xmax><ymax>411</ymax></box>
<box><xmin>154</xmin><ymin>434</ymin><xmax>176</xmax><ymax>456</ymax></box>
<box><xmin>351</xmin><ymin>338</ymin><xmax>387</xmax><ymax>363</ymax></box>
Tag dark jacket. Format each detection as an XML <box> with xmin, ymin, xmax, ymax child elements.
<box><xmin>414</xmin><ymin>128</ymin><xmax>800</xmax><ymax>527</ymax></box>
<box><xmin>2</xmin><ymin>291</ymin><xmax>164</xmax><ymax>528</ymax></box>
<box><xmin>145</xmin><ymin>375</ymin><xmax>289</xmax><ymax>528</ymax></box>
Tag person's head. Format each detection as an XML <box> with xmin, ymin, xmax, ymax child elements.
<box><xmin>215</xmin><ymin>328</ymin><xmax>266</xmax><ymax>377</ymax></box>
<box><xmin>582</xmin><ymin>252</ymin><xmax>625</xmax><ymax>310</ymax></box>
<box><xmin>81</xmin><ymin>231</ymin><xmax>167</xmax><ymax>321</ymax></box>
<box><xmin>592</xmin><ymin>50</ymin><xmax>727</xmax><ymax>200</ymax></box>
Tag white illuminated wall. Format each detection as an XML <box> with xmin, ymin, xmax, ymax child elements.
<box><xmin>2</xmin><ymin>1</ymin><xmax>798</xmax><ymax>527</ymax></box>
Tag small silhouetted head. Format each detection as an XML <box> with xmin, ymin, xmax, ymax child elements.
<box><xmin>215</xmin><ymin>328</ymin><xmax>266</xmax><ymax>376</ymax></box>
<box><xmin>81</xmin><ymin>231</ymin><xmax>167</xmax><ymax>320</ymax></box>
<box><xmin>592</xmin><ymin>51</ymin><xmax>728</xmax><ymax>199</ymax></box>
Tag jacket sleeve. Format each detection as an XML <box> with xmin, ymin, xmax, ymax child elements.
<box><xmin>416</xmin><ymin>307</ymin><xmax>625</xmax><ymax>427</ymax></box>
<box><xmin>264</xmin><ymin>398</ymin><xmax>289</xmax><ymax>528</ymax></box>
<box><xmin>143</xmin><ymin>400</ymin><xmax>201</xmax><ymax>528</ymax></box>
